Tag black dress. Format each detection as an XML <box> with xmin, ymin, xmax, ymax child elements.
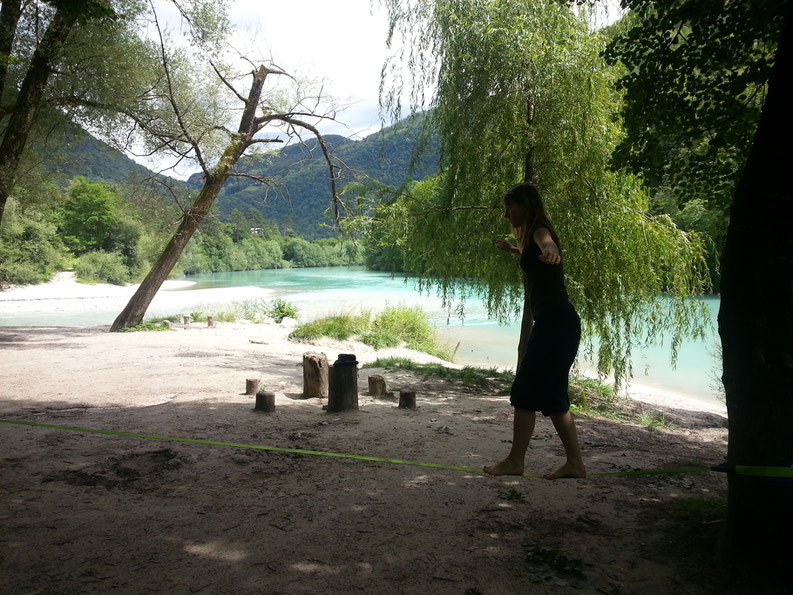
<box><xmin>509</xmin><ymin>227</ymin><xmax>581</xmax><ymax>415</ymax></box>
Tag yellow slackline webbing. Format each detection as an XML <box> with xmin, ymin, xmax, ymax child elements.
<box><xmin>1</xmin><ymin>418</ymin><xmax>789</xmax><ymax>479</ymax></box>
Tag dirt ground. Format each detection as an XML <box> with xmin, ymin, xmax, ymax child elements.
<box><xmin>0</xmin><ymin>324</ymin><xmax>731</xmax><ymax>594</ymax></box>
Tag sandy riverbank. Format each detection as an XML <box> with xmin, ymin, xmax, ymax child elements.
<box><xmin>0</xmin><ymin>272</ymin><xmax>726</xmax><ymax>417</ymax></box>
<box><xmin>0</xmin><ymin>319</ymin><xmax>730</xmax><ymax>593</ymax></box>
<box><xmin>0</xmin><ymin>271</ymin><xmax>274</xmax><ymax>315</ymax></box>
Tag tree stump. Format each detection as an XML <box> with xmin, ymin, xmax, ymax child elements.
<box><xmin>327</xmin><ymin>354</ymin><xmax>359</xmax><ymax>412</ymax></box>
<box><xmin>207</xmin><ymin>316</ymin><xmax>215</xmax><ymax>327</ymax></box>
<box><xmin>302</xmin><ymin>352</ymin><xmax>329</xmax><ymax>398</ymax></box>
<box><xmin>399</xmin><ymin>390</ymin><xmax>416</xmax><ymax>410</ymax></box>
<box><xmin>368</xmin><ymin>374</ymin><xmax>387</xmax><ymax>396</ymax></box>
<box><xmin>245</xmin><ymin>378</ymin><xmax>260</xmax><ymax>395</ymax></box>
<box><xmin>182</xmin><ymin>315</ymin><xmax>190</xmax><ymax>327</ymax></box>
<box><xmin>254</xmin><ymin>391</ymin><xmax>275</xmax><ymax>412</ymax></box>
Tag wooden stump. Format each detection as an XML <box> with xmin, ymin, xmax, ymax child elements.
<box><xmin>207</xmin><ymin>316</ymin><xmax>215</xmax><ymax>328</ymax></box>
<box><xmin>327</xmin><ymin>354</ymin><xmax>359</xmax><ymax>412</ymax></box>
<box><xmin>245</xmin><ymin>378</ymin><xmax>260</xmax><ymax>395</ymax></box>
<box><xmin>302</xmin><ymin>352</ymin><xmax>329</xmax><ymax>399</ymax></box>
<box><xmin>255</xmin><ymin>391</ymin><xmax>275</xmax><ymax>412</ymax></box>
<box><xmin>368</xmin><ymin>375</ymin><xmax>387</xmax><ymax>396</ymax></box>
<box><xmin>399</xmin><ymin>390</ymin><xmax>416</xmax><ymax>410</ymax></box>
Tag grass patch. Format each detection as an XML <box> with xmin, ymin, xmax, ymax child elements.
<box><xmin>636</xmin><ymin>411</ymin><xmax>675</xmax><ymax>431</ymax></box>
<box><xmin>363</xmin><ymin>357</ymin><xmax>514</xmax><ymax>389</ymax></box>
<box><xmin>291</xmin><ymin>311</ymin><xmax>370</xmax><ymax>341</ymax></box>
<box><xmin>118</xmin><ymin>321</ymin><xmax>171</xmax><ymax>332</ymax></box>
<box><xmin>145</xmin><ymin>314</ymin><xmax>181</xmax><ymax>324</ymax></box>
<box><xmin>569</xmin><ymin>376</ymin><xmax>628</xmax><ymax>420</ymax></box>
<box><xmin>291</xmin><ymin>306</ymin><xmax>453</xmax><ymax>360</ymax></box>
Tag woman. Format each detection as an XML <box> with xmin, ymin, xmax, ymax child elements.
<box><xmin>484</xmin><ymin>182</ymin><xmax>586</xmax><ymax>479</ymax></box>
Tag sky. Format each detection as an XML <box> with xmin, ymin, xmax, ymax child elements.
<box><xmin>138</xmin><ymin>0</ymin><xmax>624</xmax><ymax>178</ymax></box>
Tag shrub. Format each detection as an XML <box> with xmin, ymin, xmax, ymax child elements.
<box><xmin>291</xmin><ymin>312</ymin><xmax>370</xmax><ymax>341</ymax></box>
<box><xmin>266</xmin><ymin>298</ymin><xmax>299</xmax><ymax>322</ymax></box>
<box><xmin>74</xmin><ymin>251</ymin><xmax>131</xmax><ymax>285</ymax></box>
<box><xmin>291</xmin><ymin>306</ymin><xmax>452</xmax><ymax>360</ymax></box>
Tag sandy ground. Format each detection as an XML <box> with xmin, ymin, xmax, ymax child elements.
<box><xmin>0</xmin><ymin>277</ymin><xmax>732</xmax><ymax>594</ymax></box>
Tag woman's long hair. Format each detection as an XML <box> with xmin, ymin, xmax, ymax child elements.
<box><xmin>503</xmin><ymin>183</ymin><xmax>559</xmax><ymax>251</ymax></box>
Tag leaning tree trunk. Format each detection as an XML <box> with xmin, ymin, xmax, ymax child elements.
<box><xmin>110</xmin><ymin>167</ymin><xmax>234</xmax><ymax>330</ymax></box>
<box><xmin>717</xmin><ymin>1</ymin><xmax>793</xmax><ymax>582</ymax></box>
<box><xmin>0</xmin><ymin>6</ymin><xmax>76</xmax><ymax>227</ymax></box>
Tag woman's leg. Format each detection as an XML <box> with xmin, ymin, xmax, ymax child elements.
<box><xmin>484</xmin><ymin>407</ymin><xmax>536</xmax><ymax>476</ymax></box>
<box><xmin>545</xmin><ymin>411</ymin><xmax>586</xmax><ymax>479</ymax></box>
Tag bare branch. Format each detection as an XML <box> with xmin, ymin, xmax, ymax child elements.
<box><xmin>228</xmin><ymin>171</ymin><xmax>276</xmax><ymax>185</ymax></box>
<box><xmin>209</xmin><ymin>60</ymin><xmax>248</xmax><ymax>104</ymax></box>
<box><xmin>149</xmin><ymin>1</ymin><xmax>208</xmax><ymax>174</ymax></box>
<box><xmin>267</xmin><ymin>114</ymin><xmax>342</xmax><ymax>223</ymax></box>
<box><xmin>152</xmin><ymin>176</ymin><xmax>189</xmax><ymax>214</ymax></box>
<box><xmin>249</xmin><ymin>136</ymin><xmax>284</xmax><ymax>145</ymax></box>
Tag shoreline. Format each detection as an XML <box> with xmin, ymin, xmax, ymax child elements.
<box><xmin>0</xmin><ymin>272</ymin><xmax>726</xmax><ymax>418</ymax></box>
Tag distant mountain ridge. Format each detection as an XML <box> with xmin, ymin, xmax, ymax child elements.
<box><xmin>36</xmin><ymin>115</ymin><xmax>438</xmax><ymax>238</ymax></box>
<box><xmin>187</xmin><ymin>116</ymin><xmax>438</xmax><ymax>238</ymax></box>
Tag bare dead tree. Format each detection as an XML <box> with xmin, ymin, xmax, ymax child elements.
<box><xmin>109</xmin><ymin>35</ymin><xmax>340</xmax><ymax>330</ymax></box>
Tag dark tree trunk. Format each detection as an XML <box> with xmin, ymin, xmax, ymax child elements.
<box><xmin>717</xmin><ymin>1</ymin><xmax>793</xmax><ymax>581</ymax></box>
<box><xmin>0</xmin><ymin>6</ymin><xmax>76</xmax><ymax>227</ymax></box>
<box><xmin>0</xmin><ymin>0</ymin><xmax>23</xmax><ymax>100</ymax></box>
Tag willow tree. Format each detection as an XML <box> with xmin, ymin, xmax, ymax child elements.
<box><xmin>375</xmin><ymin>0</ymin><xmax>710</xmax><ymax>381</ymax></box>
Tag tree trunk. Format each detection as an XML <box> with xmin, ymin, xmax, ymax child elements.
<box><xmin>367</xmin><ymin>374</ymin><xmax>387</xmax><ymax>396</ymax></box>
<box><xmin>0</xmin><ymin>0</ymin><xmax>23</xmax><ymax>99</ymax></box>
<box><xmin>0</xmin><ymin>6</ymin><xmax>77</xmax><ymax>227</ymax></box>
<box><xmin>717</xmin><ymin>1</ymin><xmax>793</xmax><ymax>582</ymax></box>
<box><xmin>302</xmin><ymin>352</ymin><xmax>329</xmax><ymax>398</ymax></box>
<box><xmin>109</xmin><ymin>168</ymin><xmax>236</xmax><ymax>330</ymax></box>
<box><xmin>398</xmin><ymin>390</ymin><xmax>416</xmax><ymax>410</ymax></box>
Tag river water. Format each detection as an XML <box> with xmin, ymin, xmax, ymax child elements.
<box><xmin>181</xmin><ymin>267</ymin><xmax>723</xmax><ymax>405</ymax></box>
<box><xmin>1</xmin><ymin>265</ymin><xmax>723</xmax><ymax>405</ymax></box>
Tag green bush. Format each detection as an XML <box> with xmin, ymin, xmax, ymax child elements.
<box><xmin>0</xmin><ymin>217</ymin><xmax>66</xmax><ymax>286</ymax></box>
<box><xmin>291</xmin><ymin>312</ymin><xmax>370</xmax><ymax>341</ymax></box>
<box><xmin>266</xmin><ymin>298</ymin><xmax>299</xmax><ymax>322</ymax></box>
<box><xmin>291</xmin><ymin>306</ymin><xmax>452</xmax><ymax>360</ymax></box>
<box><xmin>74</xmin><ymin>251</ymin><xmax>131</xmax><ymax>285</ymax></box>
<box><xmin>366</xmin><ymin>305</ymin><xmax>451</xmax><ymax>359</ymax></box>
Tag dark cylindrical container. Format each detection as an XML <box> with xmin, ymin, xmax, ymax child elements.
<box><xmin>327</xmin><ymin>354</ymin><xmax>359</xmax><ymax>412</ymax></box>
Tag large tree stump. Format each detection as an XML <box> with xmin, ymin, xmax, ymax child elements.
<box><xmin>399</xmin><ymin>390</ymin><xmax>416</xmax><ymax>410</ymax></box>
<box><xmin>327</xmin><ymin>354</ymin><xmax>358</xmax><ymax>412</ymax></box>
<box><xmin>302</xmin><ymin>352</ymin><xmax>329</xmax><ymax>398</ymax></box>
<box><xmin>254</xmin><ymin>391</ymin><xmax>275</xmax><ymax>412</ymax></box>
<box><xmin>368</xmin><ymin>375</ymin><xmax>387</xmax><ymax>396</ymax></box>
<box><xmin>245</xmin><ymin>378</ymin><xmax>260</xmax><ymax>395</ymax></box>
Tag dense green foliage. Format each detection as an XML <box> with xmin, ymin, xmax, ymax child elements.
<box><xmin>290</xmin><ymin>306</ymin><xmax>452</xmax><ymax>360</ymax></box>
<box><xmin>604</xmin><ymin>0</ymin><xmax>787</xmax><ymax>289</ymax></box>
<box><xmin>375</xmin><ymin>0</ymin><xmax>711</xmax><ymax>383</ymax></box>
<box><xmin>1</xmin><ymin>173</ymin><xmax>363</xmax><ymax>287</ymax></box>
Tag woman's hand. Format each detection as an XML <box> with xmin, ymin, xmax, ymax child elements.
<box><xmin>495</xmin><ymin>238</ymin><xmax>519</xmax><ymax>255</ymax></box>
<box><xmin>538</xmin><ymin>245</ymin><xmax>561</xmax><ymax>265</ymax></box>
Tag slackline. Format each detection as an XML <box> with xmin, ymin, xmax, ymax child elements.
<box><xmin>2</xmin><ymin>418</ymin><xmax>788</xmax><ymax>479</ymax></box>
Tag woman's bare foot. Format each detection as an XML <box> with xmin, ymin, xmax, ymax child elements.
<box><xmin>484</xmin><ymin>458</ymin><xmax>524</xmax><ymax>476</ymax></box>
<box><xmin>543</xmin><ymin>461</ymin><xmax>586</xmax><ymax>480</ymax></box>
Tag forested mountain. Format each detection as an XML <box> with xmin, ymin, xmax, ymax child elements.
<box><xmin>32</xmin><ymin>114</ymin><xmax>437</xmax><ymax>240</ymax></box>
<box><xmin>187</xmin><ymin>116</ymin><xmax>438</xmax><ymax>239</ymax></box>
<box><xmin>30</xmin><ymin>118</ymin><xmax>161</xmax><ymax>187</ymax></box>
